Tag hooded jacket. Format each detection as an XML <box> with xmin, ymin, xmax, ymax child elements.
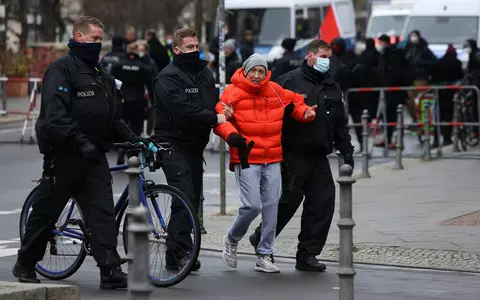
<box><xmin>214</xmin><ymin>68</ymin><xmax>311</xmax><ymax>167</ymax></box>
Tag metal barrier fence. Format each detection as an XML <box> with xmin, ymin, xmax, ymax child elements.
<box><xmin>0</xmin><ymin>77</ymin><xmax>43</xmax><ymax>144</ymax></box>
<box><xmin>345</xmin><ymin>84</ymin><xmax>480</xmax><ymax>159</ymax></box>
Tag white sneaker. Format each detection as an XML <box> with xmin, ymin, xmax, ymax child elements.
<box><xmin>254</xmin><ymin>255</ymin><xmax>280</xmax><ymax>273</ymax></box>
<box><xmin>222</xmin><ymin>235</ymin><xmax>238</xmax><ymax>268</ymax></box>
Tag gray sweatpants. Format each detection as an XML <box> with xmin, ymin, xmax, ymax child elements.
<box><xmin>228</xmin><ymin>163</ymin><xmax>282</xmax><ymax>255</ymax></box>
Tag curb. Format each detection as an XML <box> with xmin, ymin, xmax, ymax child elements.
<box><xmin>0</xmin><ymin>115</ymin><xmax>25</xmax><ymax>125</ymax></box>
<box><xmin>0</xmin><ymin>281</ymin><xmax>80</xmax><ymax>300</ymax></box>
<box><xmin>200</xmin><ymin>247</ymin><xmax>480</xmax><ymax>274</ymax></box>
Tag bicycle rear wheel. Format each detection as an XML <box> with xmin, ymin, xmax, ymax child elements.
<box><xmin>120</xmin><ymin>184</ymin><xmax>201</xmax><ymax>288</ymax></box>
<box><xmin>19</xmin><ymin>185</ymin><xmax>87</xmax><ymax>280</ymax></box>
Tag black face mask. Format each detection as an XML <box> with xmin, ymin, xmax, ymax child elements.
<box><xmin>173</xmin><ymin>51</ymin><xmax>201</xmax><ymax>66</ymax></box>
<box><xmin>68</xmin><ymin>39</ymin><xmax>102</xmax><ymax>65</ymax></box>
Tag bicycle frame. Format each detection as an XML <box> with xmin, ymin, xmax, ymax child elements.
<box><xmin>51</xmin><ymin>154</ymin><xmax>167</xmax><ymax>242</ymax></box>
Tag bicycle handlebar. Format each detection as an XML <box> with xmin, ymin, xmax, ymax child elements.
<box><xmin>113</xmin><ymin>141</ymin><xmax>172</xmax><ymax>153</ymax></box>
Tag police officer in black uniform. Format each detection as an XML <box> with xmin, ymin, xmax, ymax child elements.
<box><xmin>271</xmin><ymin>38</ymin><xmax>304</xmax><ymax>81</ymax></box>
<box><xmin>111</xmin><ymin>42</ymin><xmax>155</xmax><ymax>164</ymax></box>
<box><xmin>152</xmin><ymin>28</ymin><xmax>227</xmax><ymax>271</ymax></box>
<box><xmin>100</xmin><ymin>35</ymin><xmax>127</xmax><ymax>73</ymax></box>
<box><xmin>13</xmin><ymin>16</ymin><xmax>145</xmax><ymax>289</ymax></box>
<box><xmin>250</xmin><ymin>39</ymin><xmax>354</xmax><ymax>272</ymax></box>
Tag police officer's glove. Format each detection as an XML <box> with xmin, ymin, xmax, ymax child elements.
<box><xmin>238</xmin><ymin>141</ymin><xmax>255</xmax><ymax>169</ymax></box>
<box><xmin>78</xmin><ymin>140</ymin><xmax>101</xmax><ymax>163</ymax></box>
<box><xmin>343</xmin><ymin>154</ymin><xmax>354</xmax><ymax>170</ymax></box>
<box><xmin>226</xmin><ymin>133</ymin><xmax>247</xmax><ymax>149</ymax></box>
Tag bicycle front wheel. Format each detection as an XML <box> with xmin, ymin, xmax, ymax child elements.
<box><xmin>120</xmin><ymin>184</ymin><xmax>201</xmax><ymax>288</ymax></box>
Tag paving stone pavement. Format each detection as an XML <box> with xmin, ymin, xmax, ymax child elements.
<box><xmin>201</xmin><ymin>156</ymin><xmax>480</xmax><ymax>272</ymax></box>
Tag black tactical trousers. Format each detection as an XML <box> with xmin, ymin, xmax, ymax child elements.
<box><xmin>18</xmin><ymin>152</ymin><xmax>121</xmax><ymax>268</ymax></box>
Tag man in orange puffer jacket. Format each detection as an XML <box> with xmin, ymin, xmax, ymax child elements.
<box><xmin>214</xmin><ymin>54</ymin><xmax>317</xmax><ymax>273</ymax></box>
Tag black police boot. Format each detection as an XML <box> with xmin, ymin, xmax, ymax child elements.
<box><xmin>166</xmin><ymin>255</ymin><xmax>201</xmax><ymax>272</ymax></box>
<box><xmin>249</xmin><ymin>232</ymin><xmax>260</xmax><ymax>252</ymax></box>
<box><xmin>12</xmin><ymin>260</ymin><xmax>40</xmax><ymax>283</ymax></box>
<box><xmin>295</xmin><ymin>254</ymin><xmax>326</xmax><ymax>272</ymax></box>
<box><xmin>249</xmin><ymin>233</ymin><xmax>276</xmax><ymax>263</ymax></box>
<box><xmin>100</xmin><ymin>266</ymin><xmax>127</xmax><ymax>290</ymax></box>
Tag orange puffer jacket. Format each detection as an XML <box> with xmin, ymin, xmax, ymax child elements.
<box><xmin>214</xmin><ymin>68</ymin><xmax>311</xmax><ymax>168</ymax></box>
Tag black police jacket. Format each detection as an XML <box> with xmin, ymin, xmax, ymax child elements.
<box><xmin>35</xmin><ymin>52</ymin><xmax>136</xmax><ymax>154</ymax></box>
<box><xmin>277</xmin><ymin>61</ymin><xmax>353</xmax><ymax>156</ymax></box>
<box><xmin>110</xmin><ymin>54</ymin><xmax>155</xmax><ymax>104</ymax></box>
<box><xmin>271</xmin><ymin>52</ymin><xmax>304</xmax><ymax>82</ymax></box>
<box><xmin>100</xmin><ymin>51</ymin><xmax>127</xmax><ymax>74</ymax></box>
<box><xmin>153</xmin><ymin>58</ymin><xmax>218</xmax><ymax>152</ymax></box>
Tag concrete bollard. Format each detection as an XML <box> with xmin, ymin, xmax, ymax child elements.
<box><xmin>127</xmin><ymin>205</ymin><xmax>153</xmax><ymax>300</ymax></box>
<box><xmin>336</xmin><ymin>165</ymin><xmax>356</xmax><ymax>300</ymax></box>
<box><xmin>125</xmin><ymin>157</ymin><xmax>152</xmax><ymax>299</ymax></box>
<box><xmin>199</xmin><ymin>173</ymin><xmax>207</xmax><ymax>234</ymax></box>
<box><xmin>452</xmin><ymin>94</ymin><xmax>460</xmax><ymax>153</ymax></box>
<box><xmin>423</xmin><ymin>102</ymin><xmax>432</xmax><ymax>161</ymax></box>
<box><xmin>360</xmin><ymin>110</ymin><xmax>370</xmax><ymax>178</ymax></box>
<box><xmin>393</xmin><ymin>104</ymin><xmax>404</xmax><ymax>170</ymax></box>
<box><xmin>1</xmin><ymin>81</ymin><xmax>6</xmax><ymax>111</ymax></box>
<box><xmin>336</xmin><ymin>151</ymin><xmax>344</xmax><ymax>175</ymax></box>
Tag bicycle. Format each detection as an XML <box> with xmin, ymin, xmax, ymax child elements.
<box><xmin>452</xmin><ymin>78</ymin><xmax>479</xmax><ymax>151</ymax></box>
<box><xmin>19</xmin><ymin>141</ymin><xmax>201</xmax><ymax>288</ymax></box>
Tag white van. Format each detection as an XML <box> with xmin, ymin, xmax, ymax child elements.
<box><xmin>402</xmin><ymin>0</ymin><xmax>480</xmax><ymax>66</ymax></box>
<box><xmin>366</xmin><ymin>0</ymin><xmax>415</xmax><ymax>41</ymax></box>
<box><xmin>225</xmin><ymin>0</ymin><xmax>356</xmax><ymax>64</ymax></box>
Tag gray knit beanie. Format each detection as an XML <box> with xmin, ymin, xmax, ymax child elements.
<box><xmin>242</xmin><ymin>54</ymin><xmax>268</xmax><ymax>76</ymax></box>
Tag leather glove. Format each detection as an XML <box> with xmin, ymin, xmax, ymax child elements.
<box><xmin>77</xmin><ymin>138</ymin><xmax>101</xmax><ymax>162</ymax></box>
<box><xmin>343</xmin><ymin>154</ymin><xmax>354</xmax><ymax>170</ymax></box>
<box><xmin>226</xmin><ymin>133</ymin><xmax>247</xmax><ymax>149</ymax></box>
<box><xmin>238</xmin><ymin>141</ymin><xmax>255</xmax><ymax>169</ymax></box>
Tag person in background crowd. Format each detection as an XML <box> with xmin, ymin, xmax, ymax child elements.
<box><xmin>376</xmin><ymin>34</ymin><xmax>409</xmax><ymax>148</ymax></box>
<box><xmin>138</xmin><ymin>43</ymin><xmax>159</xmax><ymax>76</ymax></box>
<box><xmin>152</xmin><ymin>28</ymin><xmax>227</xmax><ymax>272</ymax></box>
<box><xmin>271</xmin><ymin>38</ymin><xmax>303</xmax><ymax>82</ymax></box>
<box><xmin>145</xmin><ymin>29</ymin><xmax>171</xmax><ymax>73</ymax></box>
<box><xmin>352</xmin><ymin>38</ymin><xmax>381</xmax><ymax>150</ymax></box>
<box><xmin>100</xmin><ymin>35</ymin><xmax>126</xmax><ymax>74</ymax></box>
<box><xmin>216</xmin><ymin>54</ymin><xmax>317</xmax><ymax>274</ymax></box>
<box><xmin>209</xmin><ymin>24</ymin><xmax>232</xmax><ymax>74</ymax></box>
<box><xmin>249</xmin><ymin>40</ymin><xmax>353</xmax><ymax>272</ymax></box>
<box><xmin>329</xmin><ymin>37</ymin><xmax>357</xmax><ymax>93</ymax></box>
<box><xmin>431</xmin><ymin>44</ymin><xmax>464</xmax><ymax>146</ymax></box>
<box><xmin>463</xmin><ymin>39</ymin><xmax>480</xmax><ymax>126</ymax></box>
<box><xmin>123</xmin><ymin>26</ymin><xmax>136</xmax><ymax>51</ymax></box>
<box><xmin>239</xmin><ymin>30</ymin><xmax>254</xmax><ymax>63</ymax></box>
<box><xmin>223</xmin><ymin>39</ymin><xmax>241</xmax><ymax>84</ymax></box>
<box><xmin>404</xmin><ymin>30</ymin><xmax>437</xmax><ymax>123</ymax></box>
<box><xmin>163</xmin><ymin>33</ymin><xmax>174</xmax><ymax>60</ymax></box>
<box><xmin>111</xmin><ymin>42</ymin><xmax>155</xmax><ymax>164</ymax></box>
<box><xmin>138</xmin><ymin>42</ymin><xmax>159</xmax><ymax>136</ymax></box>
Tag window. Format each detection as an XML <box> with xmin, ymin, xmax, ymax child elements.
<box><xmin>404</xmin><ymin>16</ymin><xmax>479</xmax><ymax>44</ymax></box>
<box><xmin>227</xmin><ymin>8</ymin><xmax>291</xmax><ymax>46</ymax></box>
<box><xmin>334</xmin><ymin>2</ymin><xmax>355</xmax><ymax>36</ymax></box>
<box><xmin>367</xmin><ymin>15</ymin><xmax>407</xmax><ymax>37</ymax></box>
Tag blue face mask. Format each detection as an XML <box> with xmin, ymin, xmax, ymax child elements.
<box><xmin>313</xmin><ymin>57</ymin><xmax>330</xmax><ymax>73</ymax></box>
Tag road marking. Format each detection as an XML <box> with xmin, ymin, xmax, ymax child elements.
<box><xmin>0</xmin><ymin>240</ymin><xmax>20</xmax><ymax>258</ymax></box>
<box><xmin>203</xmin><ymin>189</ymin><xmax>233</xmax><ymax>196</ymax></box>
<box><xmin>203</xmin><ymin>173</ymin><xmax>234</xmax><ymax>178</ymax></box>
<box><xmin>0</xmin><ymin>208</ymin><xmax>22</xmax><ymax>215</ymax></box>
<box><xmin>0</xmin><ymin>127</ymin><xmax>32</xmax><ymax>135</ymax></box>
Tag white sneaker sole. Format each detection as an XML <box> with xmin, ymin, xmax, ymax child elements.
<box><xmin>254</xmin><ymin>265</ymin><xmax>280</xmax><ymax>273</ymax></box>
